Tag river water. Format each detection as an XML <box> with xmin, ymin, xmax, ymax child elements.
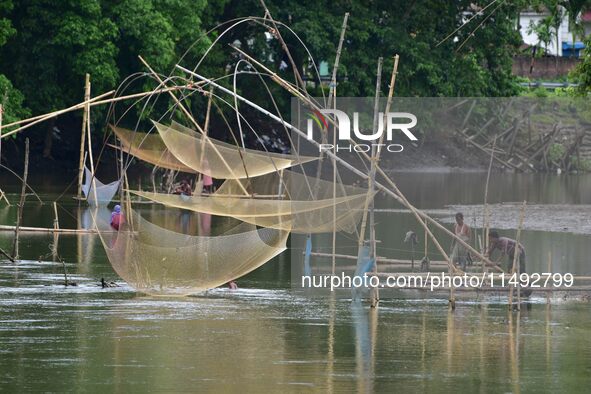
<box><xmin>0</xmin><ymin>171</ymin><xmax>590</xmax><ymax>392</ymax></box>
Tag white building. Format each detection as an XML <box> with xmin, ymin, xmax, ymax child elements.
<box><xmin>518</xmin><ymin>9</ymin><xmax>589</xmax><ymax>57</ymax></box>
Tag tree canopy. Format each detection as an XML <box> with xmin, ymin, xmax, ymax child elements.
<box><xmin>0</xmin><ymin>0</ymin><xmax>567</xmax><ymax>162</ymax></box>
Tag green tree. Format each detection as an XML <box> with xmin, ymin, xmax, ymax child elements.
<box><xmin>560</xmin><ymin>0</ymin><xmax>591</xmax><ymax>56</ymax></box>
<box><xmin>0</xmin><ymin>0</ymin><xmax>211</xmax><ymax>158</ymax></box>
<box><xmin>0</xmin><ymin>0</ymin><xmax>29</xmax><ymax>128</ymax></box>
<box><xmin>0</xmin><ymin>0</ymin><xmax>118</xmax><ymax>157</ymax></box>
<box><xmin>572</xmin><ymin>34</ymin><xmax>591</xmax><ymax>94</ymax></box>
<box><xmin>215</xmin><ymin>0</ymin><xmax>525</xmax><ymax>100</ymax></box>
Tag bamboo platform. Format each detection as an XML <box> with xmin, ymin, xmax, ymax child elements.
<box><xmin>310</xmin><ymin>251</ymin><xmax>449</xmax><ymax>267</ymax></box>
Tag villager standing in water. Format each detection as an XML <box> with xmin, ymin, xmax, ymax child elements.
<box><xmin>110</xmin><ymin>205</ymin><xmax>122</xmax><ymax>230</ymax></box>
<box><xmin>203</xmin><ymin>174</ymin><xmax>214</xmax><ymax>194</ymax></box>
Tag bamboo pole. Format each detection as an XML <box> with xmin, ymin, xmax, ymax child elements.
<box><xmin>0</xmin><ymin>224</ymin><xmax>107</xmax><ymax>234</ymax></box>
<box><xmin>0</xmin><ymin>104</ymin><xmax>9</xmax><ymax>206</ymax></box>
<box><xmin>483</xmin><ymin>136</ymin><xmax>496</xmax><ymax>267</ymax></box>
<box><xmin>85</xmin><ymin>78</ymin><xmax>99</xmax><ymax>205</ymax></box>
<box><xmin>326</xmin><ymin>13</ymin><xmax>349</xmax><ymax>275</ymax></box>
<box><xmin>12</xmin><ymin>138</ymin><xmax>29</xmax><ymax>260</ymax></box>
<box><xmin>359</xmin><ymin>55</ymin><xmax>398</xmax><ymax>306</ymax></box>
<box><xmin>358</xmin><ymin>56</ymin><xmax>390</xmax><ymax>248</ymax></box>
<box><xmin>368</xmin><ymin>57</ymin><xmax>383</xmax><ymax>308</ymax></box>
<box><xmin>0</xmin><ymin>119</ymin><xmax>15</xmax><ymax>261</ymax></box>
<box><xmin>331</xmin><ymin>88</ymin><xmax>337</xmax><ymax>275</ymax></box>
<box><xmin>0</xmin><ymin>91</ymin><xmax>114</xmax><ymax>139</ymax></box>
<box><xmin>459</xmin><ymin>129</ymin><xmax>519</xmax><ymax>170</ymax></box>
<box><xmin>0</xmin><ymin>84</ymin><xmax>207</xmax><ymax>134</ymax></box>
<box><xmin>259</xmin><ymin>0</ymin><xmax>309</xmax><ymax>92</ymax></box>
<box><xmin>0</xmin><ymin>188</ymin><xmax>8</xmax><ymax>206</ymax></box>
<box><xmin>0</xmin><ymin>84</ymin><xmax>209</xmax><ymax>142</ymax></box>
<box><xmin>508</xmin><ymin>201</ymin><xmax>526</xmax><ymax>310</ymax></box>
<box><xmin>53</xmin><ymin>201</ymin><xmax>60</xmax><ymax>232</ymax></box>
<box><xmin>182</xmin><ymin>66</ymin><xmax>503</xmax><ymax>273</ymax></box>
<box><xmin>77</xmin><ymin>74</ymin><xmax>91</xmax><ymax>198</ymax></box>
<box><xmin>309</xmin><ymin>251</ymin><xmax>449</xmax><ymax>266</ymax></box>
<box><xmin>547</xmin><ymin>251</ymin><xmax>552</xmax><ymax>305</ymax></box>
<box><xmin>312</xmin><ymin>16</ymin><xmax>349</xmax><ymax>194</ymax></box>
<box><xmin>0</xmin><ymin>245</ymin><xmax>13</xmax><ymax>261</ymax></box>
<box><xmin>195</xmin><ymin>87</ymin><xmax>214</xmax><ymax>195</ymax></box>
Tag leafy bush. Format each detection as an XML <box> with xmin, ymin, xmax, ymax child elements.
<box><xmin>547</xmin><ymin>143</ymin><xmax>565</xmax><ymax>162</ymax></box>
<box><xmin>570</xmin><ymin>156</ymin><xmax>591</xmax><ymax>172</ymax></box>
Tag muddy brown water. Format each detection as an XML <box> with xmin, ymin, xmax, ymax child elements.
<box><xmin>1</xmin><ymin>171</ymin><xmax>590</xmax><ymax>391</ymax></box>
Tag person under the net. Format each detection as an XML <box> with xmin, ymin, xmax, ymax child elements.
<box><xmin>486</xmin><ymin>230</ymin><xmax>526</xmax><ymax>273</ymax></box>
<box><xmin>173</xmin><ymin>179</ymin><xmax>193</xmax><ymax>197</ymax></box>
<box><xmin>110</xmin><ymin>205</ymin><xmax>122</xmax><ymax>230</ymax></box>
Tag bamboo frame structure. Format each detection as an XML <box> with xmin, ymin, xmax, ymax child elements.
<box><xmin>206</xmin><ymin>51</ymin><xmax>483</xmax><ymax>275</ymax></box>
<box><xmin>181</xmin><ymin>66</ymin><xmax>503</xmax><ymax>276</ymax></box>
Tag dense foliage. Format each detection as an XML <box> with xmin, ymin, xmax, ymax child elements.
<box><xmin>0</xmin><ymin>0</ymin><xmax>576</xmax><ymax>163</ymax></box>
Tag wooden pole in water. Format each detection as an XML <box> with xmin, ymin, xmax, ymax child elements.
<box><xmin>52</xmin><ymin>202</ymin><xmax>60</xmax><ymax>260</ymax></box>
<box><xmin>328</xmin><ymin>13</ymin><xmax>349</xmax><ymax>275</ymax></box>
<box><xmin>508</xmin><ymin>201</ymin><xmax>526</xmax><ymax>310</ymax></box>
<box><xmin>53</xmin><ymin>202</ymin><xmax>60</xmax><ymax>231</ymax></box>
<box><xmin>77</xmin><ymin>74</ymin><xmax>91</xmax><ymax>198</ymax></box>
<box><xmin>546</xmin><ymin>251</ymin><xmax>552</xmax><ymax>305</ymax></box>
<box><xmin>0</xmin><ymin>122</ymin><xmax>15</xmax><ymax>261</ymax></box>
<box><xmin>195</xmin><ymin>87</ymin><xmax>214</xmax><ymax>195</ymax></box>
<box><xmin>85</xmin><ymin>77</ymin><xmax>100</xmax><ymax>205</ymax></box>
<box><xmin>0</xmin><ymin>104</ymin><xmax>9</xmax><ymax>206</ymax></box>
<box><xmin>369</xmin><ymin>57</ymin><xmax>383</xmax><ymax>308</ymax></box>
<box><xmin>12</xmin><ymin>138</ymin><xmax>29</xmax><ymax>260</ymax></box>
<box><xmin>483</xmin><ymin>136</ymin><xmax>496</xmax><ymax>264</ymax></box>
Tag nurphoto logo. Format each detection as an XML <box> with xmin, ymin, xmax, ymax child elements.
<box><xmin>306</xmin><ymin>109</ymin><xmax>418</xmax><ymax>153</ymax></box>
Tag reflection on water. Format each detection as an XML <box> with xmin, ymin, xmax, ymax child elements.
<box><xmin>1</xmin><ymin>257</ymin><xmax>590</xmax><ymax>392</ymax></box>
<box><xmin>0</xmin><ymin>172</ymin><xmax>590</xmax><ymax>390</ymax></box>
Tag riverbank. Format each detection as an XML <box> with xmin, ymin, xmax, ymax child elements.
<box><xmin>377</xmin><ymin>133</ymin><xmax>499</xmax><ymax>172</ymax></box>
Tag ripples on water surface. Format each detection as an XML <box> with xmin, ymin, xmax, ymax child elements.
<box><xmin>1</xmin><ymin>256</ymin><xmax>591</xmax><ymax>392</ymax></box>
<box><xmin>0</xmin><ymin>172</ymin><xmax>590</xmax><ymax>391</ymax></box>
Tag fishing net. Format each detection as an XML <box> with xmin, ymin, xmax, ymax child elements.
<box><xmin>128</xmin><ymin>170</ymin><xmax>371</xmax><ymax>234</ymax></box>
<box><xmin>95</xmin><ymin>209</ymin><xmax>288</xmax><ymax>296</ymax></box>
<box><xmin>110</xmin><ymin>125</ymin><xmax>198</xmax><ymax>173</ymax></box>
<box><xmin>129</xmin><ymin>190</ymin><xmax>367</xmax><ymax>233</ymax></box>
<box><xmin>154</xmin><ymin>121</ymin><xmax>318</xmax><ymax>179</ymax></box>
<box><xmin>81</xmin><ymin>166</ymin><xmax>120</xmax><ymax>206</ymax></box>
